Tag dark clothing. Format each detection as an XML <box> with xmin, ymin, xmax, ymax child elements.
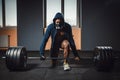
<box><xmin>54</xmin><ymin>26</ymin><xmax>68</xmax><ymax>47</ymax></box>
<box><xmin>40</xmin><ymin>12</ymin><xmax>79</xmax><ymax>57</ymax></box>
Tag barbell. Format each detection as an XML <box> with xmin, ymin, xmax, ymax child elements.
<box><xmin>5</xmin><ymin>46</ymin><xmax>115</xmax><ymax>71</ymax></box>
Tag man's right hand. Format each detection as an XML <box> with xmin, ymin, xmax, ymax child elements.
<box><xmin>40</xmin><ymin>55</ymin><xmax>46</xmax><ymax>60</ymax></box>
<box><xmin>74</xmin><ymin>56</ymin><xmax>80</xmax><ymax>61</ymax></box>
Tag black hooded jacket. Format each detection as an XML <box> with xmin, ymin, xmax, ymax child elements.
<box><xmin>40</xmin><ymin>12</ymin><xmax>79</xmax><ymax>57</ymax></box>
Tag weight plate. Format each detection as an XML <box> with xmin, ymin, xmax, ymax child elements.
<box><xmin>6</xmin><ymin>46</ymin><xmax>27</xmax><ymax>71</ymax></box>
<box><xmin>20</xmin><ymin>47</ymin><xmax>27</xmax><ymax>69</ymax></box>
<box><xmin>15</xmin><ymin>47</ymin><xmax>19</xmax><ymax>67</ymax></box>
<box><xmin>6</xmin><ymin>48</ymin><xmax>15</xmax><ymax>70</ymax></box>
<box><xmin>12</xmin><ymin>48</ymin><xmax>18</xmax><ymax>68</ymax></box>
<box><xmin>94</xmin><ymin>46</ymin><xmax>114</xmax><ymax>71</ymax></box>
<box><xmin>16</xmin><ymin>47</ymin><xmax>22</xmax><ymax>69</ymax></box>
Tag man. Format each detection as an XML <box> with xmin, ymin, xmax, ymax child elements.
<box><xmin>40</xmin><ymin>12</ymin><xmax>80</xmax><ymax>71</ymax></box>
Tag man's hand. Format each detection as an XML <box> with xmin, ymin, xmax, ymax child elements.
<box><xmin>74</xmin><ymin>56</ymin><xmax>80</xmax><ymax>61</ymax></box>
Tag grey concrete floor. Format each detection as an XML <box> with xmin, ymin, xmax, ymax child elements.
<box><xmin>0</xmin><ymin>51</ymin><xmax>120</xmax><ymax>80</ymax></box>
<box><xmin>0</xmin><ymin>58</ymin><xmax>120</xmax><ymax>80</ymax></box>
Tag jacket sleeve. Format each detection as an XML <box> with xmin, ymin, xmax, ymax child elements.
<box><xmin>68</xmin><ymin>26</ymin><xmax>79</xmax><ymax>57</ymax></box>
<box><xmin>40</xmin><ymin>25</ymin><xmax>51</xmax><ymax>56</ymax></box>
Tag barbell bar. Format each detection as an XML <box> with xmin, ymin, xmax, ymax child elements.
<box><xmin>5</xmin><ymin>46</ymin><xmax>115</xmax><ymax>71</ymax></box>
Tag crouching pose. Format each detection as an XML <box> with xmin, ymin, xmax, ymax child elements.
<box><xmin>40</xmin><ymin>12</ymin><xmax>80</xmax><ymax>71</ymax></box>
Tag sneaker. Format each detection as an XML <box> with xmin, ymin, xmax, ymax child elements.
<box><xmin>40</xmin><ymin>56</ymin><xmax>46</xmax><ymax>60</ymax></box>
<box><xmin>63</xmin><ymin>63</ymin><xmax>71</xmax><ymax>71</ymax></box>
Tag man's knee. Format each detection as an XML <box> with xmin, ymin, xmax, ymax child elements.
<box><xmin>61</xmin><ymin>40</ymin><xmax>70</xmax><ymax>49</ymax></box>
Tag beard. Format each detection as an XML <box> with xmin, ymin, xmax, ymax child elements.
<box><xmin>55</xmin><ymin>23</ymin><xmax>61</xmax><ymax>29</ymax></box>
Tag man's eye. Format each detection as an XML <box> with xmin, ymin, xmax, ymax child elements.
<box><xmin>56</xmin><ymin>22</ymin><xmax>60</xmax><ymax>24</ymax></box>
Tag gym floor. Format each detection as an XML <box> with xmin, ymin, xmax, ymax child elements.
<box><xmin>0</xmin><ymin>50</ymin><xmax>120</xmax><ymax>80</ymax></box>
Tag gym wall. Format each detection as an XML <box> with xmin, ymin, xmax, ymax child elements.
<box><xmin>17</xmin><ymin>0</ymin><xmax>120</xmax><ymax>51</ymax></box>
<box><xmin>82</xmin><ymin>0</ymin><xmax>120</xmax><ymax>50</ymax></box>
<box><xmin>17</xmin><ymin>0</ymin><xmax>43</xmax><ymax>51</ymax></box>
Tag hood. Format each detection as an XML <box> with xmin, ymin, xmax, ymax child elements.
<box><xmin>53</xmin><ymin>12</ymin><xmax>64</xmax><ymax>23</ymax></box>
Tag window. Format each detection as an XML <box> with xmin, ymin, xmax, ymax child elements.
<box><xmin>46</xmin><ymin>0</ymin><xmax>61</xmax><ymax>26</ymax></box>
<box><xmin>5</xmin><ymin>0</ymin><xmax>17</xmax><ymax>26</ymax></box>
<box><xmin>64</xmin><ymin>0</ymin><xmax>77</xmax><ymax>26</ymax></box>
<box><xmin>0</xmin><ymin>0</ymin><xmax>17</xmax><ymax>28</ymax></box>
<box><xmin>45</xmin><ymin>0</ymin><xmax>79</xmax><ymax>27</ymax></box>
<box><xmin>0</xmin><ymin>0</ymin><xmax>2</xmax><ymax>27</ymax></box>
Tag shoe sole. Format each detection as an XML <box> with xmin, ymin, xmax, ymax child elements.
<box><xmin>64</xmin><ymin>67</ymin><xmax>71</xmax><ymax>71</ymax></box>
